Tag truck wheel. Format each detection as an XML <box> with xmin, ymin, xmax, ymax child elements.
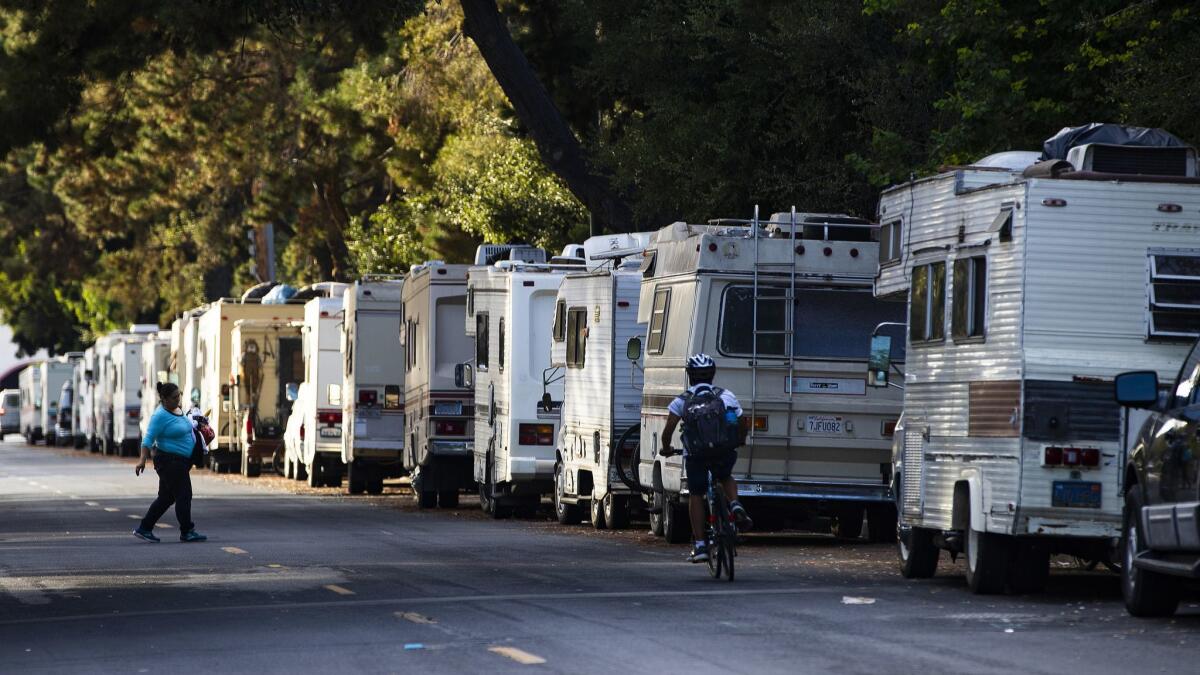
<box><xmin>604</xmin><ymin>494</ymin><xmax>630</xmax><ymax>530</ymax></box>
<box><xmin>1122</xmin><ymin>490</ymin><xmax>1180</xmax><ymax>616</ymax></box>
<box><xmin>898</xmin><ymin>525</ymin><xmax>939</xmax><ymax>579</ymax></box>
<box><xmin>554</xmin><ymin>462</ymin><xmax>582</xmax><ymax>525</ymax></box>
<box><xmin>589</xmin><ymin>496</ymin><xmax>607</xmax><ymax>530</ymax></box>
<box><xmin>438</xmin><ymin>490</ymin><xmax>459</xmax><ymax>508</ymax></box>
<box><xmin>832</xmin><ymin>505</ymin><xmax>864</xmax><ymax>540</ymax></box>
<box><xmin>648</xmin><ymin>490</ymin><xmax>666</xmax><ymax>537</ymax></box>
<box><xmin>965</xmin><ymin>525</ymin><xmax>1011</xmax><ymax>595</ymax></box>
<box><xmin>347</xmin><ymin>463</ymin><xmax>366</xmax><ymax>495</ymax></box>
<box><xmin>867</xmin><ymin>504</ymin><xmax>897</xmax><ymax>543</ymax></box>
<box><xmin>307</xmin><ymin>457</ymin><xmax>323</xmax><ymax>488</ymax></box>
<box><xmin>663</xmin><ymin>496</ymin><xmax>690</xmax><ymax>544</ymax></box>
<box><xmin>295</xmin><ymin>460</ymin><xmax>307</xmax><ymax>481</ymax></box>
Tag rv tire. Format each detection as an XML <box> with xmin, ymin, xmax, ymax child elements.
<box><xmin>295</xmin><ymin>461</ymin><xmax>308</xmax><ymax>481</ymax></box>
<box><xmin>648</xmin><ymin>489</ymin><xmax>666</xmax><ymax>536</ymax></box>
<box><xmin>663</xmin><ymin>496</ymin><xmax>690</xmax><ymax>544</ymax></box>
<box><xmin>347</xmin><ymin>462</ymin><xmax>366</xmax><ymax>495</ymax></box>
<box><xmin>965</xmin><ymin>526</ymin><xmax>1011</xmax><ymax>595</ymax></box>
<box><xmin>554</xmin><ymin>462</ymin><xmax>583</xmax><ymax>525</ymax></box>
<box><xmin>1007</xmin><ymin>543</ymin><xmax>1050</xmax><ymax>594</ymax></box>
<box><xmin>897</xmin><ymin>526</ymin><xmax>939</xmax><ymax>579</ymax></box>
<box><xmin>1121</xmin><ymin>489</ymin><xmax>1180</xmax><ymax>617</ymax></box>
<box><xmin>589</xmin><ymin>497</ymin><xmax>607</xmax><ymax>530</ymax></box>
<box><xmin>307</xmin><ymin>457</ymin><xmax>323</xmax><ymax>488</ymax></box>
<box><xmin>604</xmin><ymin>494</ymin><xmax>630</xmax><ymax>530</ymax></box>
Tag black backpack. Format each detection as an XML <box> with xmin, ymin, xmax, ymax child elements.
<box><xmin>679</xmin><ymin>387</ymin><xmax>741</xmax><ymax>458</ymax></box>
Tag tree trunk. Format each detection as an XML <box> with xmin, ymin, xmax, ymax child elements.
<box><xmin>459</xmin><ymin>0</ymin><xmax>634</xmax><ymax>233</ymax></box>
<box><xmin>312</xmin><ymin>175</ymin><xmax>353</xmax><ymax>281</ymax></box>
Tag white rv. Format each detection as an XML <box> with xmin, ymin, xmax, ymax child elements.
<box><xmin>49</xmin><ymin>353</ymin><xmax>82</xmax><ymax>446</ymax></box>
<box><xmin>18</xmin><ymin>363</ymin><xmax>41</xmax><ymax>443</ymax></box>
<box><xmin>79</xmin><ymin>348</ymin><xmax>97</xmax><ymax>450</ymax></box>
<box><xmin>635</xmin><ymin>212</ymin><xmax>906</xmax><ymax>542</ymax></box>
<box><xmin>92</xmin><ymin>325</ymin><xmax>159</xmax><ymax>455</ymax></box>
<box><xmin>464</xmin><ymin>244</ymin><xmax>582</xmax><ymax>517</ymax></box>
<box><xmin>284</xmin><ymin>295</ymin><xmax>348</xmax><ymax>487</ymax></box>
<box><xmin>195</xmin><ymin>299</ymin><xmax>305</xmax><ymax>472</ymax></box>
<box><xmin>139</xmin><ymin>332</ymin><xmax>171</xmax><ymax>437</ymax></box>
<box><xmin>229</xmin><ymin>319</ymin><xmax>303</xmax><ymax>477</ymax></box>
<box><xmin>402</xmin><ymin>262</ymin><xmax>475</xmax><ymax>508</ymax></box>
<box><xmin>110</xmin><ymin>337</ymin><xmax>146</xmax><ymax>455</ymax></box>
<box><xmin>341</xmin><ymin>277</ymin><xmax>405</xmax><ymax>495</ymax></box>
<box><xmin>170</xmin><ymin>307</ymin><xmax>207</xmax><ymax>407</ymax></box>
<box><xmin>68</xmin><ymin>352</ymin><xmax>90</xmax><ymax>447</ymax></box>
<box><xmin>873</xmin><ymin>132</ymin><xmax>1200</xmax><ymax>594</ymax></box>
<box><xmin>552</xmin><ymin>233</ymin><xmax>652</xmax><ymax>529</ymax></box>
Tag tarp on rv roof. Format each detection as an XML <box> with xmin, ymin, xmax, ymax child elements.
<box><xmin>1042</xmin><ymin>123</ymin><xmax>1189</xmax><ymax>160</ymax></box>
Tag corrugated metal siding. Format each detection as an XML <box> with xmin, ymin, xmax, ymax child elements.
<box><xmin>968</xmin><ymin>380</ymin><xmax>1020</xmax><ymax>437</ymax></box>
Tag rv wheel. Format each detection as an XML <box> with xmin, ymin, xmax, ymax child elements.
<box><xmin>897</xmin><ymin>526</ymin><xmax>939</xmax><ymax>579</ymax></box>
<box><xmin>964</xmin><ymin>525</ymin><xmax>1011</xmax><ymax>595</ymax></box>
<box><xmin>347</xmin><ymin>463</ymin><xmax>366</xmax><ymax>495</ymax></box>
<box><xmin>589</xmin><ymin>497</ymin><xmax>607</xmax><ymax>530</ymax></box>
<box><xmin>1121</xmin><ymin>490</ymin><xmax>1180</xmax><ymax>616</ymax></box>
<box><xmin>662</xmin><ymin>497</ymin><xmax>690</xmax><ymax>544</ymax></box>
<box><xmin>604</xmin><ymin>494</ymin><xmax>630</xmax><ymax>530</ymax></box>
<box><xmin>648</xmin><ymin>490</ymin><xmax>666</xmax><ymax>537</ymax></box>
<box><xmin>554</xmin><ymin>462</ymin><xmax>582</xmax><ymax>525</ymax></box>
<box><xmin>307</xmin><ymin>457</ymin><xmax>323</xmax><ymax>488</ymax></box>
<box><xmin>295</xmin><ymin>461</ymin><xmax>307</xmax><ymax>481</ymax></box>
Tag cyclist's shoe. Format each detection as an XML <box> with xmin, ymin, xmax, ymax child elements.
<box><xmin>132</xmin><ymin>527</ymin><xmax>160</xmax><ymax>543</ymax></box>
<box><xmin>688</xmin><ymin>544</ymin><xmax>709</xmax><ymax>563</ymax></box>
<box><xmin>180</xmin><ymin>530</ymin><xmax>207</xmax><ymax>543</ymax></box>
<box><xmin>730</xmin><ymin>501</ymin><xmax>753</xmax><ymax>531</ymax></box>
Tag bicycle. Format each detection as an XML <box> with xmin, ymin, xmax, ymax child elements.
<box><xmin>704</xmin><ymin>468</ymin><xmax>737</xmax><ymax>581</ymax></box>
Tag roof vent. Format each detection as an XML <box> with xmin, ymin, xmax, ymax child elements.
<box><xmin>766</xmin><ymin>212</ymin><xmax>873</xmax><ymax>242</ymax></box>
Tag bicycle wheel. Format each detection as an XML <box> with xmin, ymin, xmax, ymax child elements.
<box><xmin>721</xmin><ymin>528</ymin><xmax>736</xmax><ymax>581</ymax></box>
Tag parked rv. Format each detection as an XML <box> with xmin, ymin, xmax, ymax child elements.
<box><xmin>78</xmin><ymin>348</ymin><xmax>97</xmax><ymax>450</ymax></box>
<box><xmin>54</xmin><ymin>380</ymin><xmax>74</xmax><ymax>446</ymax></box>
<box><xmin>139</xmin><ymin>332</ymin><xmax>171</xmax><ymax>438</ymax></box>
<box><xmin>110</xmin><ymin>339</ymin><xmax>146</xmax><ymax>455</ymax></box>
<box><xmin>37</xmin><ymin>355</ymin><xmax>78</xmax><ymax>446</ymax></box>
<box><xmin>18</xmin><ymin>363</ymin><xmax>42</xmax><ymax>443</ymax></box>
<box><xmin>229</xmin><ymin>318</ymin><xmax>303</xmax><ymax>477</ymax></box>
<box><xmin>69</xmin><ymin>353</ymin><xmax>90</xmax><ymax>447</ymax></box>
<box><xmin>91</xmin><ymin>325</ymin><xmax>159</xmax><ymax>455</ymax></box>
<box><xmin>552</xmin><ymin>233</ymin><xmax>652</xmax><ymax>529</ymax></box>
<box><xmin>341</xmin><ymin>277</ymin><xmax>405</xmax><ymax>495</ymax></box>
<box><xmin>195</xmin><ymin>299</ymin><xmax>305</xmax><ymax>472</ymax></box>
<box><xmin>283</xmin><ymin>294</ymin><xmax>348</xmax><ymax>487</ymax></box>
<box><xmin>873</xmin><ymin>126</ymin><xmax>1200</xmax><ymax>594</ymax></box>
<box><xmin>464</xmin><ymin>244</ymin><xmax>582</xmax><ymax>517</ymax></box>
<box><xmin>0</xmin><ymin>388</ymin><xmax>19</xmax><ymax>440</ymax></box>
<box><xmin>635</xmin><ymin>211</ymin><xmax>906</xmax><ymax>543</ymax></box>
<box><xmin>170</xmin><ymin>307</ymin><xmax>207</xmax><ymax>407</ymax></box>
<box><xmin>402</xmin><ymin>262</ymin><xmax>475</xmax><ymax>507</ymax></box>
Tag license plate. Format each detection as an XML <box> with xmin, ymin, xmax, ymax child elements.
<box><xmin>1052</xmin><ymin>481</ymin><xmax>1101</xmax><ymax>508</ymax></box>
<box><xmin>805</xmin><ymin>415</ymin><xmax>844</xmax><ymax>434</ymax></box>
<box><xmin>434</xmin><ymin>402</ymin><xmax>462</xmax><ymax>416</ymax></box>
<box><xmin>319</xmin><ymin>427</ymin><xmax>342</xmax><ymax>438</ymax></box>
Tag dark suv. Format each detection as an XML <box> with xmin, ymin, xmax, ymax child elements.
<box><xmin>1115</xmin><ymin>341</ymin><xmax>1200</xmax><ymax>617</ymax></box>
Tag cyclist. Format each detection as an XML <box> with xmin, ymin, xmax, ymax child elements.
<box><xmin>660</xmin><ymin>353</ymin><xmax>752</xmax><ymax>563</ymax></box>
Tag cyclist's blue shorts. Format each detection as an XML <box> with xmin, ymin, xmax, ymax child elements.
<box><xmin>685</xmin><ymin>450</ymin><xmax>737</xmax><ymax>494</ymax></box>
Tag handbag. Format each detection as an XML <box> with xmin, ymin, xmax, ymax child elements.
<box><xmin>190</xmin><ymin>414</ymin><xmax>214</xmax><ymax>469</ymax></box>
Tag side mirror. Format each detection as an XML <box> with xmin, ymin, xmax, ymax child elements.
<box><xmin>867</xmin><ymin>335</ymin><xmax>892</xmax><ymax>388</ymax></box>
<box><xmin>541</xmin><ymin>391</ymin><xmax>553</xmax><ymax>412</ymax></box>
<box><xmin>455</xmin><ymin>363</ymin><xmax>474</xmax><ymax>389</ymax></box>
<box><xmin>285</xmin><ymin>383</ymin><xmax>299</xmax><ymax>402</ymax></box>
<box><xmin>1114</xmin><ymin>371</ymin><xmax>1159</xmax><ymax>408</ymax></box>
<box><xmin>626</xmin><ymin>336</ymin><xmax>642</xmax><ymax>362</ymax></box>
<box><xmin>190</xmin><ymin>388</ymin><xmax>201</xmax><ymax>406</ymax></box>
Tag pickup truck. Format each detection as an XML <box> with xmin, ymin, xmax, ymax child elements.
<box><xmin>1114</xmin><ymin>339</ymin><xmax>1200</xmax><ymax>616</ymax></box>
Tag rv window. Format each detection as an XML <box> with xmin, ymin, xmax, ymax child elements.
<box><xmin>718</xmin><ymin>286</ymin><xmax>906</xmax><ymax>360</ymax></box>
<box><xmin>647</xmin><ymin>288</ymin><xmax>671</xmax><ymax>354</ymax></box>
<box><xmin>566</xmin><ymin>308</ymin><xmax>588</xmax><ymax>368</ymax></box>
<box><xmin>1149</xmin><ymin>251</ymin><xmax>1200</xmax><ymax>339</ymax></box>
<box><xmin>952</xmin><ymin>256</ymin><xmax>987</xmax><ymax>340</ymax></box>
<box><xmin>498</xmin><ymin>317</ymin><xmax>506</xmax><ymax>372</ymax></box>
<box><xmin>880</xmin><ymin>220</ymin><xmax>902</xmax><ymax>263</ymax></box>
<box><xmin>476</xmin><ymin>312</ymin><xmax>489</xmax><ymax>371</ymax></box>
<box><xmin>910</xmin><ymin>261</ymin><xmax>946</xmax><ymax>343</ymax></box>
<box><xmin>553</xmin><ymin>300</ymin><xmax>566</xmax><ymax>342</ymax></box>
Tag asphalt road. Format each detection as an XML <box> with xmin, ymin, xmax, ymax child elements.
<box><xmin>1</xmin><ymin>440</ymin><xmax>1197</xmax><ymax>675</ymax></box>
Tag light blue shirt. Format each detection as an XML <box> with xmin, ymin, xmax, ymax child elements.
<box><xmin>143</xmin><ymin>406</ymin><xmax>195</xmax><ymax>458</ymax></box>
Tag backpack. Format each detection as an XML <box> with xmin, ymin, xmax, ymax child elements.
<box><xmin>679</xmin><ymin>387</ymin><xmax>741</xmax><ymax>458</ymax></box>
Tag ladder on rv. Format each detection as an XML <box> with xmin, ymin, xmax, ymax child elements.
<box><xmin>745</xmin><ymin>206</ymin><xmax>798</xmax><ymax>481</ymax></box>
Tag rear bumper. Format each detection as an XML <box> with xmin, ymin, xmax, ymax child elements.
<box><xmin>508</xmin><ymin>456</ymin><xmax>557</xmax><ymax>481</ymax></box>
<box><xmin>687</xmin><ymin>479</ymin><xmax>891</xmax><ymax>502</ymax></box>
<box><xmin>351</xmin><ymin>440</ymin><xmax>404</xmax><ymax>460</ymax></box>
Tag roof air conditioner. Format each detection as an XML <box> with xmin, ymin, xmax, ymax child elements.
<box><xmin>1066</xmin><ymin>143</ymin><xmax>1197</xmax><ymax>177</ymax></box>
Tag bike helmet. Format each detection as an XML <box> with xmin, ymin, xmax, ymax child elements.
<box><xmin>686</xmin><ymin>353</ymin><xmax>716</xmax><ymax>384</ymax></box>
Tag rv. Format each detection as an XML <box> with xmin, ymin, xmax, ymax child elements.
<box><xmin>872</xmin><ymin>127</ymin><xmax>1200</xmax><ymax>594</ymax></box>
<box><xmin>69</xmin><ymin>352</ymin><xmax>90</xmax><ymax>447</ymax></box>
<box><xmin>229</xmin><ymin>319</ymin><xmax>303</xmax><ymax>477</ymax></box>
<box><xmin>402</xmin><ymin>262</ymin><xmax>475</xmax><ymax>508</ymax></box>
<box><xmin>110</xmin><ymin>338</ymin><xmax>146</xmax><ymax>454</ymax></box>
<box><xmin>0</xmin><ymin>388</ymin><xmax>19</xmax><ymax>440</ymax></box>
<box><xmin>341</xmin><ymin>277</ymin><xmax>406</xmax><ymax>495</ymax></box>
<box><xmin>552</xmin><ymin>233</ymin><xmax>652</xmax><ymax>528</ymax></box>
<box><xmin>78</xmin><ymin>348</ymin><xmax>97</xmax><ymax>450</ymax></box>
<box><xmin>18</xmin><ymin>363</ymin><xmax>41</xmax><ymax>443</ymax></box>
<box><xmin>92</xmin><ymin>325</ymin><xmax>159</xmax><ymax>455</ymax></box>
<box><xmin>138</xmin><ymin>332</ymin><xmax>171</xmax><ymax>437</ymax></box>
<box><xmin>464</xmin><ymin>244</ymin><xmax>582</xmax><ymax>517</ymax></box>
<box><xmin>195</xmin><ymin>299</ymin><xmax>305</xmax><ymax>472</ymax></box>
<box><xmin>283</xmin><ymin>295</ymin><xmax>347</xmax><ymax>487</ymax></box>
<box><xmin>170</xmin><ymin>307</ymin><xmax>207</xmax><ymax>407</ymax></box>
<box><xmin>635</xmin><ymin>211</ymin><xmax>906</xmax><ymax>543</ymax></box>
<box><xmin>50</xmin><ymin>353</ymin><xmax>82</xmax><ymax>446</ymax></box>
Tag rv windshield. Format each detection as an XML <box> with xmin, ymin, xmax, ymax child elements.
<box><xmin>719</xmin><ymin>285</ymin><xmax>906</xmax><ymax>360</ymax></box>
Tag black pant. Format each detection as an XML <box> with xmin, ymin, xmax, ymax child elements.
<box><xmin>140</xmin><ymin>453</ymin><xmax>194</xmax><ymax>534</ymax></box>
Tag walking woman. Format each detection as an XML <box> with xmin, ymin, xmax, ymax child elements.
<box><xmin>133</xmin><ymin>382</ymin><xmax>207</xmax><ymax>543</ymax></box>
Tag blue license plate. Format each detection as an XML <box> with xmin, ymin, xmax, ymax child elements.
<box><xmin>1052</xmin><ymin>481</ymin><xmax>1102</xmax><ymax>508</ymax></box>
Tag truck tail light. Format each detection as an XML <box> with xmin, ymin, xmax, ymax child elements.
<box><xmin>318</xmin><ymin>411</ymin><xmax>342</xmax><ymax>425</ymax></box>
<box><xmin>1044</xmin><ymin>446</ymin><xmax>1063</xmax><ymax>466</ymax></box>
<box><xmin>518</xmin><ymin>423</ymin><xmax>555</xmax><ymax>446</ymax></box>
<box><xmin>1080</xmin><ymin>447</ymin><xmax>1100</xmax><ymax>467</ymax></box>
<box><xmin>128</xmin><ymin>410</ymin><xmax>140</xmax><ymax>420</ymax></box>
<box><xmin>358</xmin><ymin>389</ymin><xmax>378</xmax><ymax>406</ymax></box>
<box><xmin>1062</xmin><ymin>447</ymin><xmax>1081</xmax><ymax>466</ymax></box>
<box><xmin>434</xmin><ymin>419</ymin><xmax>466</xmax><ymax>436</ymax></box>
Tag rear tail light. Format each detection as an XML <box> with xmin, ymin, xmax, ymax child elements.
<box><xmin>318</xmin><ymin>411</ymin><xmax>342</xmax><ymax>425</ymax></box>
<box><xmin>358</xmin><ymin>389</ymin><xmax>378</xmax><ymax>406</ymax></box>
<box><xmin>1043</xmin><ymin>446</ymin><xmax>1063</xmax><ymax>466</ymax></box>
<box><xmin>1043</xmin><ymin>446</ymin><xmax>1101</xmax><ymax>468</ymax></box>
<box><xmin>128</xmin><ymin>410</ymin><xmax>139</xmax><ymax>420</ymax></box>
<box><xmin>1062</xmin><ymin>448</ymin><xmax>1081</xmax><ymax>466</ymax></box>
<box><xmin>434</xmin><ymin>419</ymin><xmax>466</xmax><ymax>436</ymax></box>
<box><xmin>882</xmin><ymin>420</ymin><xmax>898</xmax><ymax>437</ymax></box>
<box><xmin>246</xmin><ymin>415</ymin><xmax>254</xmax><ymax>443</ymax></box>
<box><xmin>518</xmin><ymin>423</ymin><xmax>555</xmax><ymax>446</ymax></box>
<box><xmin>1080</xmin><ymin>448</ymin><xmax>1100</xmax><ymax>467</ymax></box>
<box><xmin>752</xmin><ymin>416</ymin><xmax>768</xmax><ymax>432</ymax></box>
